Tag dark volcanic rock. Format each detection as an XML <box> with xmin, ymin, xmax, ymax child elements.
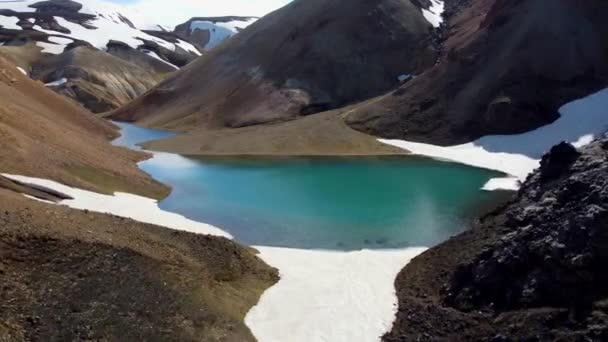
<box><xmin>445</xmin><ymin>138</ymin><xmax>608</xmax><ymax>315</ymax></box>
<box><xmin>136</xmin><ymin>37</ymin><xmax>196</xmax><ymax>68</ymax></box>
<box><xmin>29</xmin><ymin>0</ymin><xmax>83</xmax><ymax>13</ymax></box>
<box><xmin>539</xmin><ymin>142</ymin><xmax>581</xmax><ymax>182</ymax></box>
<box><xmin>386</xmin><ymin>136</ymin><xmax>608</xmax><ymax>341</ymax></box>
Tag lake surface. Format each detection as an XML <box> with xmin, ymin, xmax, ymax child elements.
<box><xmin>114</xmin><ymin>122</ymin><xmax>505</xmax><ymax>250</ymax></box>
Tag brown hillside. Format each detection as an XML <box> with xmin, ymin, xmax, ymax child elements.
<box><xmin>110</xmin><ymin>0</ymin><xmax>438</xmax><ymax>131</ymax></box>
<box><xmin>347</xmin><ymin>0</ymin><xmax>608</xmax><ymax>145</ymax></box>
<box><xmin>0</xmin><ymin>55</ymin><xmax>167</xmax><ymax>198</ymax></box>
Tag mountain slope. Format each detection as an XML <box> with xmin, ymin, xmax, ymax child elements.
<box><xmin>32</xmin><ymin>45</ymin><xmax>167</xmax><ymax>112</ymax></box>
<box><xmin>110</xmin><ymin>0</ymin><xmax>439</xmax><ymax>131</ymax></box>
<box><xmin>0</xmin><ymin>54</ymin><xmax>166</xmax><ymax>198</ymax></box>
<box><xmin>346</xmin><ymin>0</ymin><xmax>608</xmax><ymax>145</ymax></box>
<box><xmin>0</xmin><ymin>16</ymin><xmax>278</xmax><ymax>335</ymax></box>
<box><xmin>0</xmin><ymin>188</ymin><xmax>277</xmax><ymax>341</ymax></box>
<box><xmin>0</xmin><ymin>53</ymin><xmax>278</xmax><ymax>342</ymax></box>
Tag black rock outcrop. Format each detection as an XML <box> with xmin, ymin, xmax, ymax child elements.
<box><xmin>388</xmin><ymin>136</ymin><xmax>608</xmax><ymax>341</ymax></box>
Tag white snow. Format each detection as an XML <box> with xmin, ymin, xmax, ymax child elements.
<box><xmin>0</xmin><ymin>14</ymin><xmax>20</xmax><ymax>29</ymax></box>
<box><xmin>34</xmin><ymin>16</ymin><xmax>175</xmax><ymax>52</ymax></box>
<box><xmin>421</xmin><ymin>0</ymin><xmax>444</xmax><ymax>28</ymax></box>
<box><xmin>174</xmin><ymin>39</ymin><xmax>201</xmax><ymax>56</ymax></box>
<box><xmin>0</xmin><ymin>14</ymin><xmax>20</xmax><ymax>30</ymax></box>
<box><xmin>189</xmin><ymin>18</ymin><xmax>256</xmax><ymax>50</ymax></box>
<box><xmin>36</xmin><ymin>36</ymin><xmax>73</xmax><ymax>54</ymax></box>
<box><xmin>16</xmin><ymin>66</ymin><xmax>27</xmax><ymax>75</ymax></box>
<box><xmin>45</xmin><ymin>78</ymin><xmax>68</xmax><ymax>87</ymax></box>
<box><xmin>1</xmin><ymin>173</ymin><xmax>232</xmax><ymax>238</ymax></box>
<box><xmin>1</xmin><ymin>0</ymin><xmax>201</xmax><ymax>57</ymax></box>
<box><xmin>3</xmin><ymin>171</ymin><xmax>427</xmax><ymax>342</ymax></box>
<box><xmin>397</xmin><ymin>74</ymin><xmax>412</xmax><ymax>82</ymax></box>
<box><xmin>246</xmin><ymin>247</ymin><xmax>427</xmax><ymax>342</ymax></box>
<box><xmin>143</xmin><ymin>50</ymin><xmax>179</xmax><ymax>70</ymax></box>
<box><xmin>481</xmin><ymin>177</ymin><xmax>521</xmax><ymax>191</ymax></box>
<box><xmin>380</xmin><ymin>86</ymin><xmax>608</xmax><ymax>190</ymax></box>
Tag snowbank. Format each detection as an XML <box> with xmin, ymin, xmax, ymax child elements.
<box><xmin>45</xmin><ymin>78</ymin><xmax>68</xmax><ymax>87</ymax></box>
<box><xmin>0</xmin><ymin>14</ymin><xmax>20</xmax><ymax>30</ymax></box>
<box><xmin>246</xmin><ymin>246</ymin><xmax>427</xmax><ymax>342</ymax></box>
<box><xmin>3</xmin><ymin>172</ymin><xmax>427</xmax><ymax>342</ymax></box>
<box><xmin>143</xmin><ymin>50</ymin><xmax>179</xmax><ymax>70</ymax></box>
<box><xmin>380</xmin><ymin>87</ymin><xmax>608</xmax><ymax>190</ymax></box>
<box><xmin>1</xmin><ymin>173</ymin><xmax>231</xmax><ymax>238</ymax></box>
<box><xmin>421</xmin><ymin>0</ymin><xmax>444</xmax><ymax>28</ymax></box>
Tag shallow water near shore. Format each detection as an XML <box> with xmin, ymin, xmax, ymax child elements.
<box><xmin>113</xmin><ymin>122</ymin><xmax>505</xmax><ymax>250</ymax></box>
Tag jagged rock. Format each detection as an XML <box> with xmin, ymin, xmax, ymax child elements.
<box><xmin>444</xmin><ymin>138</ymin><xmax>608</xmax><ymax>316</ymax></box>
<box><xmin>539</xmin><ymin>142</ymin><xmax>581</xmax><ymax>182</ymax></box>
<box><xmin>29</xmin><ymin>0</ymin><xmax>83</xmax><ymax>13</ymax></box>
<box><xmin>64</xmin><ymin>40</ymin><xmax>93</xmax><ymax>51</ymax></box>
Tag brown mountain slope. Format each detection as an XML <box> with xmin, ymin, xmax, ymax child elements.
<box><xmin>0</xmin><ymin>55</ymin><xmax>167</xmax><ymax>198</ymax></box>
<box><xmin>0</xmin><ymin>54</ymin><xmax>278</xmax><ymax>341</ymax></box>
<box><xmin>110</xmin><ymin>0</ymin><xmax>438</xmax><ymax>131</ymax></box>
<box><xmin>0</xmin><ymin>188</ymin><xmax>277</xmax><ymax>341</ymax></box>
<box><xmin>347</xmin><ymin>0</ymin><xmax>608</xmax><ymax>145</ymax></box>
<box><xmin>31</xmin><ymin>45</ymin><xmax>167</xmax><ymax>113</ymax></box>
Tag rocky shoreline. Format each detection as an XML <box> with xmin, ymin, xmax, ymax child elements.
<box><xmin>387</xmin><ymin>136</ymin><xmax>608</xmax><ymax>341</ymax></box>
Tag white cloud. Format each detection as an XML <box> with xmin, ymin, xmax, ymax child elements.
<box><xmin>126</xmin><ymin>0</ymin><xmax>292</xmax><ymax>29</ymax></box>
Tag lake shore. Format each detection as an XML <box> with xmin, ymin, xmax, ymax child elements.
<box><xmin>3</xmin><ymin>173</ymin><xmax>428</xmax><ymax>342</ymax></box>
<box><xmin>137</xmin><ymin>111</ymin><xmax>408</xmax><ymax>157</ymax></box>
<box><xmin>380</xmin><ymin>87</ymin><xmax>608</xmax><ymax>191</ymax></box>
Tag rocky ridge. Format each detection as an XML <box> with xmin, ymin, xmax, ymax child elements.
<box><xmin>387</xmin><ymin>136</ymin><xmax>608</xmax><ymax>341</ymax></box>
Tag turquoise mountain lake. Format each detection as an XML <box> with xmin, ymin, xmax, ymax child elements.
<box><xmin>113</xmin><ymin>122</ymin><xmax>506</xmax><ymax>250</ymax></box>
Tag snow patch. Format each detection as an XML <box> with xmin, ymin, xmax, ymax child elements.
<box><xmin>0</xmin><ymin>14</ymin><xmax>20</xmax><ymax>30</ymax></box>
<box><xmin>45</xmin><ymin>78</ymin><xmax>68</xmax><ymax>87</ymax></box>
<box><xmin>143</xmin><ymin>50</ymin><xmax>179</xmax><ymax>70</ymax></box>
<box><xmin>397</xmin><ymin>74</ymin><xmax>412</xmax><ymax>82</ymax></box>
<box><xmin>1</xmin><ymin>173</ymin><xmax>232</xmax><ymax>238</ymax></box>
<box><xmin>482</xmin><ymin>177</ymin><xmax>521</xmax><ymax>191</ymax></box>
<box><xmin>36</xmin><ymin>36</ymin><xmax>73</xmax><ymax>54</ymax></box>
<box><xmin>174</xmin><ymin>39</ymin><xmax>201</xmax><ymax>56</ymax></box>
<box><xmin>246</xmin><ymin>246</ymin><xmax>427</xmax><ymax>342</ymax></box>
<box><xmin>380</xmin><ymin>86</ymin><xmax>608</xmax><ymax>190</ymax></box>
<box><xmin>422</xmin><ymin>0</ymin><xmax>444</xmax><ymax>28</ymax></box>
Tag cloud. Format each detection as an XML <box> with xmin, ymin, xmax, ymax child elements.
<box><xmin>126</xmin><ymin>0</ymin><xmax>292</xmax><ymax>28</ymax></box>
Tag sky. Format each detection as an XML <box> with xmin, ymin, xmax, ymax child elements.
<box><xmin>110</xmin><ymin>0</ymin><xmax>292</xmax><ymax>28</ymax></box>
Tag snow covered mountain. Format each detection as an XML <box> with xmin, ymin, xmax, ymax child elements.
<box><xmin>0</xmin><ymin>0</ymin><xmax>201</xmax><ymax>64</ymax></box>
<box><xmin>0</xmin><ymin>0</ymin><xmax>209</xmax><ymax>112</ymax></box>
